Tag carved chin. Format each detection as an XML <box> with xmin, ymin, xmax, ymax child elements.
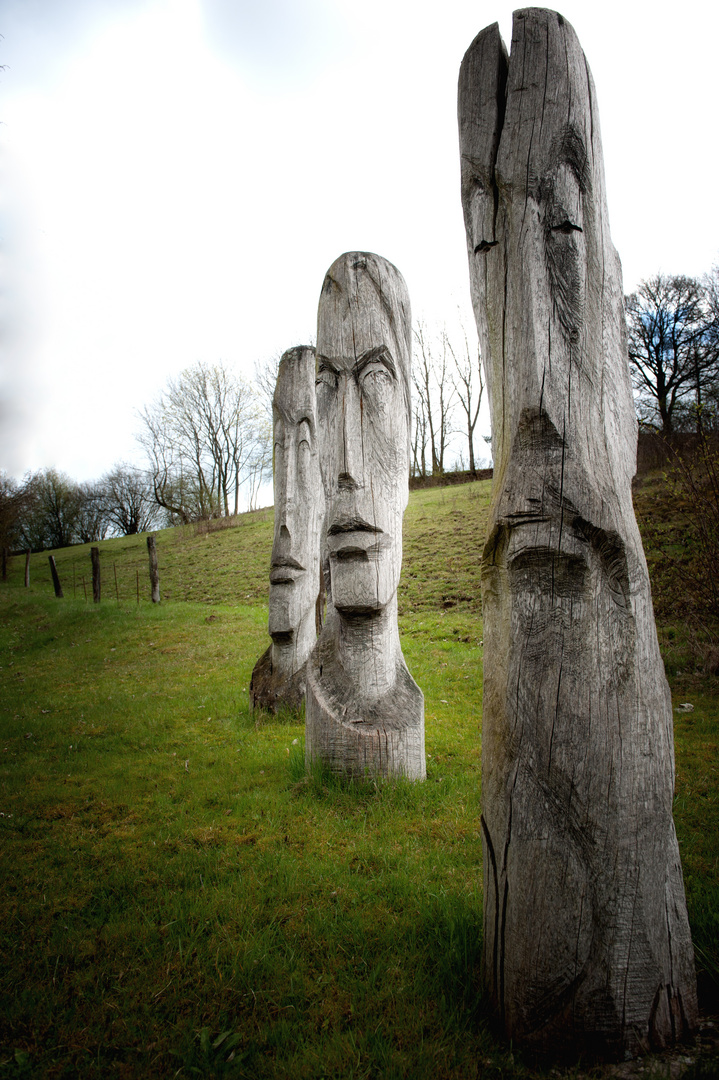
<box><xmin>269</xmin><ymin>575</ymin><xmax>316</xmax><ymax>638</ymax></box>
<box><xmin>269</xmin><ymin>580</ymin><xmax>296</xmax><ymax>637</ymax></box>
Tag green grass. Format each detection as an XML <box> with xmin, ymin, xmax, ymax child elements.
<box><xmin>3</xmin><ymin>481</ymin><xmax>492</xmax><ymax>615</ymax></box>
<box><xmin>0</xmin><ymin>596</ymin><xmax>493</xmax><ymax>1078</ymax></box>
<box><xmin>0</xmin><ymin>477</ymin><xmax>717</xmax><ymax>1078</ymax></box>
<box><xmin>6</xmin><ymin>508</ymin><xmax>275</xmax><ymax>607</ymax></box>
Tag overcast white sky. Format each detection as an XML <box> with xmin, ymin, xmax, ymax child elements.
<box><xmin>2</xmin><ymin>0</ymin><xmax>718</xmax><ymax>483</ymax></box>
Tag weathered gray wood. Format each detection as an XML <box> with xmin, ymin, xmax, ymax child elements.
<box><xmin>250</xmin><ymin>346</ymin><xmax>322</xmax><ymax>713</ymax></box>
<box><xmin>147</xmin><ymin>534</ymin><xmax>160</xmax><ymax>603</ymax></box>
<box><xmin>24</xmin><ymin>550</ymin><xmax>30</xmax><ymax>588</ymax></box>
<box><xmin>91</xmin><ymin>547</ymin><xmax>101</xmax><ymax>603</ymax></box>
<box><xmin>48</xmin><ymin>555</ymin><xmax>63</xmax><ymax>598</ymax></box>
<box><xmin>305</xmin><ymin>252</ymin><xmax>425</xmax><ymax>780</ymax></box>
<box><xmin>458</xmin><ymin>8</ymin><xmax>697</xmax><ymax>1060</ymax></box>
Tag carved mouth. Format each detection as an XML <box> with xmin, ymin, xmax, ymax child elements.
<box><xmin>328</xmin><ymin>516</ymin><xmax>382</xmax><ymax>535</ymax></box>
<box><xmin>270</xmin><ymin>558</ymin><xmax>305</xmax><ymax>584</ymax></box>
<box><xmin>334</xmin><ymin>547</ymin><xmax>370</xmax><ymax>562</ymax></box>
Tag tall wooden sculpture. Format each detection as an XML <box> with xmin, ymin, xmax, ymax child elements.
<box><xmin>458</xmin><ymin>9</ymin><xmax>697</xmax><ymax>1059</ymax></box>
<box><xmin>250</xmin><ymin>346</ymin><xmax>321</xmax><ymax>712</ymax></box>
<box><xmin>305</xmin><ymin>252</ymin><xmax>425</xmax><ymax>779</ymax></box>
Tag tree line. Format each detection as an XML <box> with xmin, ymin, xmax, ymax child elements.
<box><xmin>0</xmin><ymin>329</ymin><xmax>489</xmax><ymax>563</ymax></box>
<box><xmin>410</xmin><ymin>321</ymin><xmax>487</xmax><ymax>477</ymax></box>
<box><xmin>3</xmin><ymin>266</ymin><xmax>718</xmax><ymax>563</ymax></box>
<box><xmin>409</xmin><ymin>263</ymin><xmax>719</xmax><ymax>474</ymax></box>
<box><xmin>0</xmin><ymin>361</ymin><xmax>273</xmax><ymax>563</ymax></box>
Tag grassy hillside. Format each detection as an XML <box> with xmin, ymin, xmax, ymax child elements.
<box><xmin>0</xmin><ymin>478</ymin><xmax>717</xmax><ymax>1079</ymax></box>
<box><xmin>1</xmin><ymin>482</ymin><xmax>491</xmax><ymax>615</ymax></box>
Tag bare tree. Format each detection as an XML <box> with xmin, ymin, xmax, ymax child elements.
<box><xmin>75</xmin><ymin>482</ymin><xmax>110</xmax><ymax>543</ymax></box>
<box><xmin>626</xmin><ymin>274</ymin><xmax>719</xmax><ymax>436</ymax></box>
<box><xmin>253</xmin><ymin>352</ymin><xmax>282</xmax><ymax>423</ymax></box>
<box><xmin>102</xmin><ymin>465</ymin><xmax>159</xmax><ymax>535</ymax></box>
<box><xmin>446</xmin><ymin>322</ymin><xmax>484</xmax><ymax>474</ymax></box>
<box><xmin>21</xmin><ymin>470</ymin><xmax>82</xmax><ymax>551</ymax></box>
<box><xmin>411</xmin><ymin>402</ymin><xmax>428</xmax><ymax>478</ymax></box>
<box><xmin>137</xmin><ymin>361</ymin><xmax>271</xmax><ymax>521</ymax></box>
<box><xmin>698</xmin><ymin>264</ymin><xmax>719</xmax><ymax>431</ymax></box>
<box><xmin>413</xmin><ymin>323</ymin><xmax>456</xmax><ymax>475</ymax></box>
<box><xmin>136</xmin><ymin>405</ymin><xmax>194</xmax><ymax>524</ymax></box>
<box><xmin>0</xmin><ymin>473</ymin><xmax>32</xmax><ymax>579</ymax></box>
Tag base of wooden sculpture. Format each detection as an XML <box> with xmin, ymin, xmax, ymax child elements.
<box><xmin>305</xmin><ymin>630</ymin><xmax>425</xmax><ymax>780</ymax></box>
<box><xmin>249</xmin><ymin>645</ymin><xmax>306</xmax><ymax>714</ymax></box>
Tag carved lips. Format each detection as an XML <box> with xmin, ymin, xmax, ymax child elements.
<box><xmin>327</xmin><ymin>516</ymin><xmax>386</xmax><ymax>562</ymax></box>
<box><xmin>269</xmin><ymin>557</ymin><xmax>305</xmax><ymax>585</ymax></box>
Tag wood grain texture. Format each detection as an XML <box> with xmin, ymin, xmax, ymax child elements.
<box><xmin>305</xmin><ymin>253</ymin><xmax>425</xmax><ymax>780</ymax></box>
<box><xmin>458</xmin><ymin>8</ymin><xmax>697</xmax><ymax>1060</ymax></box>
<box><xmin>250</xmin><ymin>346</ymin><xmax>321</xmax><ymax>713</ymax></box>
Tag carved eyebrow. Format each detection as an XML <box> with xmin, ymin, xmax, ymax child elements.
<box><xmin>354</xmin><ymin>345</ymin><xmax>396</xmax><ymax>379</ymax></box>
<box><xmin>296</xmin><ymin>414</ymin><xmax>314</xmax><ymax>436</ymax></box>
<box><xmin>273</xmin><ymin>403</ymin><xmax>315</xmax><ymax>429</ymax></box>
<box><xmin>316</xmin><ymin>354</ymin><xmax>341</xmax><ymax>375</ymax></box>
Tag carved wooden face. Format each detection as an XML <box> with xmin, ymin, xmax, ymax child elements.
<box><xmin>458</xmin><ymin>9</ymin><xmax>633</xmax><ymax>482</ymax></box>
<box><xmin>268</xmin><ymin>346</ymin><xmax>321</xmax><ymax>643</ymax></box>
<box><xmin>315</xmin><ymin>252</ymin><xmax>412</xmax><ymax>615</ymax></box>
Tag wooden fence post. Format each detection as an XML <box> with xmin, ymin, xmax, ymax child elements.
<box><xmin>48</xmin><ymin>556</ymin><xmax>63</xmax><ymax>598</ymax></box>
<box><xmin>147</xmin><ymin>534</ymin><xmax>160</xmax><ymax>603</ymax></box>
<box><xmin>91</xmin><ymin>547</ymin><xmax>101</xmax><ymax>604</ymax></box>
<box><xmin>24</xmin><ymin>550</ymin><xmax>30</xmax><ymax>588</ymax></box>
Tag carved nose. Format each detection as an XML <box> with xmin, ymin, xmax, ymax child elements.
<box><xmin>338</xmin><ymin>472</ymin><xmax>359</xmax><ymax>491</ymax></box>
<box><xmin>338</xmin><ymin>377</ymin><xmax>363</xmax><ymax>490</ymax></box>
<box><xmin>272</xmin><ymin>523</ymin><xmax>291</xmax><ymax>563</ymax></box>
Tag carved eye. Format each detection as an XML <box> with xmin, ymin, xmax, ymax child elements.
<box><xmin>316</xmin><ymin>367</ymin><xmax>337</xmax><ymax>390</ymax></box>
<box><xmin>296</xmin><ymin>420</ymin><xmax>311</xmax><ymax>483</ymax></box>
<box><xmin>297</xmin><ymin>419</ymin><xmax>312</xmax><ymax>451</ymax></box>
<box><xmin>361</xmin><ymin>362</ymin><xmax>392</xmax><ymax>389</ymax></box>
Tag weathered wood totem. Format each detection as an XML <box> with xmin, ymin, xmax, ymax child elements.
<box><xmin>250</xmin><ymin>346</ymin><xmax>321</xmax><ymax>712</ymax></box>
<box><xmin>458</xmin><ymin>8</ymin><xmax>697</xmax><ymax>1060</ymax></box>
<box><xmin>305</xmin><ymin>252</ymin><xmax>425</xmax><ymax>779</ymax></box>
